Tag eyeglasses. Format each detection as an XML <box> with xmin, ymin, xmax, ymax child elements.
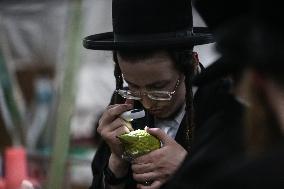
<box><xmin>116</xmin><ymin>78</ymin><xmax>180</xmax><ymax>101</ymax></box>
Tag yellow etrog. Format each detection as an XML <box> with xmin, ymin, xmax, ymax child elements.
<box><xmin>118</xmin><ymin>129</ymin><xmax>161</xmax><ymax>158</ymax></box>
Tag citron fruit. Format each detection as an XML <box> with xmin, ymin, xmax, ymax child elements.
<box><xmin>118</xmin><ymin>129</ymin><xmax>161</xmax><ymax>159</ymax></box>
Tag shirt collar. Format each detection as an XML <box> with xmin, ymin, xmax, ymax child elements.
<box><xmin>173</xmin><ymin>103</ymin><xmax>186</xmax><ymax>127</ymax></box>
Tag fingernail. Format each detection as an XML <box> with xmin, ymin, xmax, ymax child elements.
<box><xmin>146</xmin><ymin>127</ymin><xmax>154</xmax><ymax>131</ymax></box>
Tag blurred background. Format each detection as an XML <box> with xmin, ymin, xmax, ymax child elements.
<box><xmin>0</xmin><ymin>0</ymin><xmax>218</xmax><ymax>188</ymax></box>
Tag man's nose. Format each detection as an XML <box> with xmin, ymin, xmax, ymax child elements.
<box><xmin>140</xmin><ymin>95</ymin><xmax>155</xmax><ymax>109</ymax></box>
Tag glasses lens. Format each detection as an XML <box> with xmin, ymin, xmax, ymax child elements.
<box><xmin>148</xmin><ymin>92</ymin><xmax>171</xmax><ymax>101</ymax></box>
<box><xmin>117</xmin><ymin>90</ymin><xmax>141</xmax><ymax>100</ymax></box>
<box><xmin>116</xmin><ymin>90</ymin><xmax>172</xmax><ymax>101</ymax></box>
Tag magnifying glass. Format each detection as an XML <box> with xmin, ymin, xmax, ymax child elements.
<box><xmin>120</xmin><ymin>109</ymin><xmax>145</xmax><ymax>121</ymax></box>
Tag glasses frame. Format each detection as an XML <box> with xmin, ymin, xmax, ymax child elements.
<box><xmin>116</xmin><ymin>77</ymin><xmax>181</xmax><ymax>101</ymax></box>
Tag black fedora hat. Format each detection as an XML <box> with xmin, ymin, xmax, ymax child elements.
<box><xmin>83</xmin><ymin>0</ymin><xmax>214</xmax><ymax>51</ymax></box>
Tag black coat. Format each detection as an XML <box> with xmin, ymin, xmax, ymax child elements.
<box><xmin>89</xmin><ymin>96</ymin><xmax>191</xmax><ymax>189</ymax></box>
<box><xmin>161</xmin><ymin>79</ymin><xmax>245</xmax><ymax>189</ymax></box>
<box><xmin>207</xmin><ymin>141</ymin><xmax>284</xmax><ymax>189</ymax></box>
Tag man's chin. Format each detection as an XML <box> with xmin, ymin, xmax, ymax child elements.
<box><xmin>151</xmin><ymin>104</ymin><xmax>183</xmax><ymax>120</ymax></box>
<box><xmin>151</xmin><ymin>111</ymin><xmax>171</xmax><ymax>119</ymax></box>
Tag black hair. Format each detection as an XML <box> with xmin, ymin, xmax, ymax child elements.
<box><xmin>112</xmin><ymin>49</ymin><xmax>197</xmax><ymax>152</ymax></box>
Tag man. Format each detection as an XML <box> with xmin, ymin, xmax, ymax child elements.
<box><xmin>207</xmin><ymin>3</ymin><xmax>284</xmax><ymax>188</ymax></box>
<box><xmin>83</xmin><ymin>0</ymin><xmax>214</xmax><ymax>188</ymax></box>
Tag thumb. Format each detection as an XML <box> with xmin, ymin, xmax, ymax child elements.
<box><xmin>145</xmin><ymin>127</ymin><xmax>172</xmax><ymax>145</ymax></box>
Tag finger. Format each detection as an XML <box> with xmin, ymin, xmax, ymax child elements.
<box><xmin>132</xmin><ymin>162</ymin><xmax>154</xmax><ymax>174</ymax></box>
<box><xmin>114</xmin><ymin>124</ymin><xmax>132</xmax><ymax>137</ymax></box>
<box><xmin>133</xmin><ymin>171</ymin><xmax>158</xmax><ymax>183</ymax></box>
<box><xmin>145</xmin><ymin>127</ymin><xmax>172</xmax><ymax>145</ymax></box>
<box><xmin>123</xmin><ymin>119</ymin><xmax>134</xmax><ymax>131</ymax></box>
<box><xmin>132</xmin><ymin>149</ymin><xmax>159</xmax><ymax>164</ymax></box>
<box><xmin>98</xmin><ymin>120</ymin><xmax>131</xmax><ymax>142</ymax></box>
<box><xmin>108</xmin><ymin>118</ymin><xmax>131</xmax><ymax>132</ymax></box>
<box><xmin>108</xmin><ymin>103</ymin><xmax>133</xmax><ymax>118</ymax></box>
<box><xmin>137</xmin><ymin>180</ymin><xmax>162</xmax><ymax>189</ymax></box>
<box><xmin>107</xmin><ymin>125</ymin><xmax>131</xmax><ymax>146</ymax></box>
<box><xmin>132</xmin><ymin>152</ymin><xmax>153</xmax><ymax>164</ymax></box>
<box><xmin>98</xmin><ymin>117</ymin><xmax>126</xmax><ymax>134</ymax></box>
<box><xmin>106</xmin><ymin>104</ymin><xmax>120</xmax><ymax>110</ymax></box>
<box><xmin>100</xmin><ymin>104</ymin><xmax>133</xmax><ymax>125</ymax></box>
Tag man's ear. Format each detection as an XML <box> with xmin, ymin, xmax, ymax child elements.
<box><xmin>192</xmin><ymin>51</ymin><xmax>200</xmax><ymax>74</ymax></box>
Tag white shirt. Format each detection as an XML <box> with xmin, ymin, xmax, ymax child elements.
<box><xmin>154</xmin><ymin>104</ymin><xmax>186</xmax><ymax>139</ymax></box>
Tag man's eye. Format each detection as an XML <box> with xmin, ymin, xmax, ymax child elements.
<box><xmin>150</xmin><ymin>85</ymin><xmax>167</xmax><ymax>90</ymax></box>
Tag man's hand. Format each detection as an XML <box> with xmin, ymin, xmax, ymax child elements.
<box><xmin>97</xmin><ymin>103</ymin><xmax>133</xmax><ymax>157</ymax></box>
<box><xmin>97</xmin><ymin>102</ymin><xmax>134</xmax><ymax>179</ymax></box>
<box><xmin>131</xmin><ymin>127</ymin><xmax>188</xmax><ymax>189</ymax></box>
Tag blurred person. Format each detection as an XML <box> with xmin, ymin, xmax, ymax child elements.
<box><xmin>207</xmin><ymin>8</ymin><xmax>284</xmax><ymax>188</ymax></box>
<box><xmin>82</xmin><ymin>0</ymin><xmax>214</xmax><ymax>188</ymax></box>
<box><xmin>177</xmin><ymin>1</ymin><xmax>284</xmax><ymax>189</ymax></box>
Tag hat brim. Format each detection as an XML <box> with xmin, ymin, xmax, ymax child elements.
<box><xmin>83</xmin><ymin>27</ymin><xmax>214</xmax><ymax>50</ymax></box>
<box><xmin>193</xmin><ymin>57</ymin><xmax>241</xmax><ymax>86</ymax></box>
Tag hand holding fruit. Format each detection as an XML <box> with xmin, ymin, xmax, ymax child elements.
<box><xmin>131</xmin><ymin>127</ymin><xmax>188</xmax><ymax>189</ymax></box>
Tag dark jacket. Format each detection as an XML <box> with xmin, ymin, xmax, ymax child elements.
<box><xmin>207</xmin><ymin>141</ymin><xmax>284</xmax><ymax>189</ymax></box>
<box><xmin>89</xmin><ymin>95</ymin><xmax>190</xmax><ymax>189</ymax></box>
<box><xmin>161</xmin><ymin>79</ymin><xmax>245</xmax><ymax>189</ymax></box>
